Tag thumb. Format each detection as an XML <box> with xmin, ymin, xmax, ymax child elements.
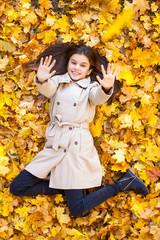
<box><xmin>49</xmin><ymin>70</ymin><xmax>56</xmax><ymax>78</ymax></box>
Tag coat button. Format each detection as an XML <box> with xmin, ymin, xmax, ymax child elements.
<box><xmin>69</xmin><ymin>127</ymin><xmax>72</xmax><ymax>130</ymax></box>
<box><xmin>73</xmin><ymin>103</ymin><xmax>77</xmax><ymax>107</ymax></box>
<box><xmin>74</xmin><ymin>141</ymin><xmax>78</xmax><ymax>145</ymax></box>
<box><xmin>57</xmin><ymin>101</ymin><xmax>60</xmax><ymax>105</ymax></box>
<box><xmin>64</xmin><ymin>149</ymin><xmax>66</xmax><ymax>152</ymax></box>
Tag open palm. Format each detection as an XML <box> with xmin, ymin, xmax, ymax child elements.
<box><xmin>37</xmin><ymin>55</ymin><xmax>56</xmax><ymax>82</ymax></box>
<box><xmin>96</xmin><ymin>63</ymin><xmax>117</xmax><ymax>91</ymax></box>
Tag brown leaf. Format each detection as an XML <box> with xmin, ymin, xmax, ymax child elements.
<box><xmin>146</xmin><ymin>167</ymin><xmax>160</xmax><ymax>182</ymax></box>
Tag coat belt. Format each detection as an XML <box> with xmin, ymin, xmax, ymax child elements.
<box><xmin>48</xmin><ymin>114</ymin><xmax>89</xmax><ymax>150</ymax></box>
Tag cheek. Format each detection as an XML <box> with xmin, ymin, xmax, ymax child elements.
<box><xmin>67</xmin><ymin>63</ymin><xmax>71</xmax><ymax>71</ymax></box>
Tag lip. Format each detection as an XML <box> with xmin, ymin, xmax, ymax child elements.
<box><xmin>72</xmin><ymin>71</ymin><xmax>80</xmax><ymax>75</ymax></box>
<box><xmin>71</xmin><ymin>72</ymin><xmax>80</xmax><ymax>76</ymax></box>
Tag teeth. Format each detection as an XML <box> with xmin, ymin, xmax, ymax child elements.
<box><xmin>72</xmin><ymin>71</ymin><xmax>79</xmax><ymax>75</ymax></box>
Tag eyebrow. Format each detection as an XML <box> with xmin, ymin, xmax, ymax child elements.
<box><xmin>71</xmin><ymin>59</ymin><xmax>88</xmax><ymax>65</ymax></box>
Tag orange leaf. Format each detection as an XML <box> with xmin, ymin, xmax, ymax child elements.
<box><xmin>146</xmin><ymin>167</ymin><xmax>160</xmax><ymax>182</ymax></box>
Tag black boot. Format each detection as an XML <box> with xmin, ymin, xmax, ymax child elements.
<box><xmin>116</xmin><ymin>169</ymin><xmax>149</xmax><ymax>196</ymax></box>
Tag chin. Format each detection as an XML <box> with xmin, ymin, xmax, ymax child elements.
<box><xmin>71</xmin><ymin>75</ymin><xmax>82</xmax><ymax>81</ymax></box>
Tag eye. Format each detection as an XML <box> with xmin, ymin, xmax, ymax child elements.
<box><xmin>81</xmin><ymin>64</ymin><xmax>87</xmax><ymax>67</ymax></box>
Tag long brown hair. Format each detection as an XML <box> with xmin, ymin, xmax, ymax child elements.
<box><xmin>25</xmin><ymin>43</ymin><xmax>121</xmax><ymax>104</ymax></box>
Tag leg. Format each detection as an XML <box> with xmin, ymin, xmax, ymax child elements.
<box><xmin>65</xmin><ymin>183</ymin><xmax>118</xmax><ymax>217</ymax></box>
<box><xmin>10</xmin><ymin>169</ymin><xmax>64</xmax><ymax>196</ymax></box>
<box><xmin>65</xmin><ymin>169</ymin><xmax>149</xmax><ymax>217</ymax></box>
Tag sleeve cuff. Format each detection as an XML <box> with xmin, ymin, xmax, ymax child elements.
<box><xmin>34</xmin><ymin>75</ymin><xmax>48</xmax><ymax>85</ymax></box>
<box><xmin>102</xmin><ymin>86</ymin><xmax>114</xmax><ymax>95</ymax></box>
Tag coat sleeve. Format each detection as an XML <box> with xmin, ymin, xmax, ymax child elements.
<box><xmin>89</xmin><ymin>82</ymin><xmax>114</xmax><ymax>105</ymax></box>
<box><xmin>34</xmin><ymin>75</ymin><xmax>59</xmax><ymax>98</ymax></box>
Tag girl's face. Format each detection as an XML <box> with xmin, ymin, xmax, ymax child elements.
<box><xmin>67</xmin><ymin>54</ymin><xmax>92</xmax><ymax>81</ymax></box>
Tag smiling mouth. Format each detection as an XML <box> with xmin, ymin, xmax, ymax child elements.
<box><xmin>72</xmin><ymin>71</ymin><xmax>80</xmax><ymax>75</ymax></box>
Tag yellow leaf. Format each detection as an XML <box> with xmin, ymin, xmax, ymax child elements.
<box><xmin>118</xmin><ymin>113</ymin><xmax>132</xmax><ymax>128</ymax></box>
<box><xmin>0</xmin><ymin>40</ymin><xmax>16</xmax><ymax>52</ymax></box>
<box><xmin>0</xmin><ymin>143</ymin><xmax>6</xmax><ymax>157</ymax></box>
<box><xmin>134</xmin><ymin>162</ymin><xmax>146</xmax><ymax>171</ymax></box>
<box><xmin>15</xmin><ymin>206</ymin><xmax>29</xmax><ymax>218</ymax></box>
<box><xmin>0</xmin><ymin>166</ymin><xmax>10</xmax><ymax>176</ymax></box>
<box><xmin>54</xmin><ymin>194</ymin><xmax>64</xmax><ymax>204</ymax></box>
<box><xmin>24</xmin><ymin>113</ymin><xmax>38</xmax><ymax>121</ymax></box>
<box><xmin>101</xmin><ymin>103</ymin><xmax>119</xmax><ymax>116</ymax></box>
<box><xmin>153</xmin><ymin>13</ymin><xmax>160</xmax><ymax>26</ymax></box>
<box><xmin>55</xmin><ymin>207</ymin><xmax>71</xmax><ymax>225</ymax></box>
<box><xmin>112</xmin><ymin>149</ymin><xmax>125</xmax><ymax>163</ymax></box>
<box><xmin>101</xmin><ymin>7</ymin><xmax>133</xmax><ymax>42</ymax></box>
<box><xmin>119</xmin><ymin>69</ymin><xmax>134</xmax><ymax>85</ymax></box>
<box><xmin>138</xmin><ymin>205</ymin><xmax>159</xmax><ymax>219</ymax></box>
<box><xmin>61</xmin><ymin>34</ymin><xmax>72</xmax><ymax>43</ymax></box>
<box><xmin>111</xmin><ymin>163</ymin><xmax>130</xmax><ymax>172</ymax></box>
<box><xmin>46</xmin><ymin>14</ymin><xmax>56</xmax><ymax>26</ymax></box>
<box><xmin>0</xmin><ymin>154</ymin><xmax>10</xmax><ymax>176</ymax></box>
<box><xmin>155</xmin><ymin>183</ymin><xmax>160</xmax><ymax>192</ymax></box>
<box><xmin>42</xmin><ymin>30</ymin><xmax>57</xmax><ymax>44</ymax></box>
<box><xmin>21</xmin><ymin>11</ymin><xmax>38</xmax><ymax>26</ymax></box>
<box><xmin>0</xmin><ymin>56</ymin><xmax>9</xmax><ymax>71</ymax></box>
<box><xmin>57</xmin><ymin>15</ymin><xmax>70</xmax><ymax>32</ymax></box>
<box><xmin>5</xmin><ymin>9</ymin><xmax>19</xmax><ymax>21</ymax></box>
<box><xmin>15</xmin><ymin>220</ymin><xmax>31</xmax><ymax>236</ymax></box>
<box><xmin>89</xmin><ymin>118</ymin><xmax>103</xmax><ymax>137</ymax></box>
<box><xmin>49</xmin><ymin>226</ymin><xmax>57</xmax><ymax>237</ymax></box>
<box><xmin>39</xmin><ymin>0</ymin><xmax>52</xmax><ymax>9</ymax></box>
<box><xmin>133</xmin><ymin>0</ymin><xmax>150</xmax><ymax>15</ymax></box>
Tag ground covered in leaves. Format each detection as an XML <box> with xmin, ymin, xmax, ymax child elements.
<box><xmin>0</xmin><ymin>0</ymin><xmax>160</xmax><ymax>239</ymax></box>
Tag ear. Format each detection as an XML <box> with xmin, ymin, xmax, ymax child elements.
<box><xmin>87</xmin><ymin>68</ymin><xmax>92</xmax><ymax>76</ymax></box>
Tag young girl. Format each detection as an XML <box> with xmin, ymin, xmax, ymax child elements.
<box><xmin>10</xmin><ymin>44</ymin><xmax>149</xmax><ymax>217</ymax></box>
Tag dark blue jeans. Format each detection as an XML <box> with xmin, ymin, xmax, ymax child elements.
<box><xmin>10</xmin><ymin>170</ymin><xmax>119</xmax><ymax>217</ymax></box>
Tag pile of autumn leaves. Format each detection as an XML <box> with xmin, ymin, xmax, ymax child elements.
<box><xmin>0</xmin><ymin>0</ymin><xmax>160</xmax><ymax>239</ymax></box>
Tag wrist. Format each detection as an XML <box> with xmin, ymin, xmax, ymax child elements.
<box><xmin>102</xmin><ymin>86</ymin><xmax>112</xmax><ymax>92</ymax></box>
<box><xmin>36</xmin><ymin>76</ymin><xmax>48</xmax><ymax>85</ymax></box>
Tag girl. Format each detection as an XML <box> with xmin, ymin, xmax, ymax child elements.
<box><xmin>10</xmin><ymin>44</ymin><xmax>149</xmax><ymax>217</ymax></box>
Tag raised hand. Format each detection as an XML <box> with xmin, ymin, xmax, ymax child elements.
<box><xmin>37</xmin><ymin>55</ymin><xmax>56</xmax><ymax>82</ymax></box>
<box><xmin>96</xmin><ymin>63</ymin><xmax>117</xmax><ymax>91</ymax></box>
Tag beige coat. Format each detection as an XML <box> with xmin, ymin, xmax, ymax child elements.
<box><xmin>25</xmin><ymin>72</ymin><xmax>113</xmax><ymax>189</ymax></box>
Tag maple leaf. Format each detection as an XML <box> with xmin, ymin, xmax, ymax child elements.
<box><xmin>146</xmin><ymin>167</ymin><xmax>160</xmax><ymax>182</ymax></box>
<box><xmin>119</xmin><ymin>88</ymin><xmax>132</xmax><ymax>103</ymax></box>
<box><xmin>0</xmin><ymin>40</ymin><xmax>16</xmax><ymax>52</ymax></box>
<box><xmin>101</xmin><ymin>6</ymin><xmax>134</xmax><ymax>42</ymax></box>
<box><xmin>0</xmin><ymin>0</ymin><xmax>160</xmax><ymax>239</ymax></box>
<box><xmin>133</xmin><ymin>0</ymin><xmax>150</xmax><ymax>15</ymax></box>
<box><xmin>138</xmin><ymin>205</ymin><xmax>159</xmax><ymax>219</ymax></box>
<box><xmin>112</xmin><ymin>149</ymin><xmax>125</xmax><ymax>163</ymax></box>
<box><xmin>0</xmin><ymin>56</ymin><xmax>9</xmax><ymax>71</ymax></box>
<box><xmin>118</xmin><ymin>68</ymin><xmax>134</xmax><ymax>85</ymax></box>
<box><xmin>55</xmin><ymin>207</ymin><xmax>71</xmax><ymax>225</ymax></box>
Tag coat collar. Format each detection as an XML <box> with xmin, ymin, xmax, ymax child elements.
<box><xmin>59</xmin><ymin>72</ymin><xmax>91</xmax><ymax>88</ymax></box>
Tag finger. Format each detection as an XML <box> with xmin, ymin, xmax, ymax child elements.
<box><xmin>101</xmin><ymin>64</ymin><xmax>106</xmax><ymax>77</ymax></box>
<box><xmin>49</xmin><ymin>70</ymin><xmax>56</xmax><ymax>78</ymax></box>
<box><xmin>44</xmin><ymin>56</ymin><xmax>49</xmax><ymax>65</ymax></box>
<box><xmin>49</xmin><ymin>59</ymin><xmax>56</xmax><ymax>69</ymax></box>
<box><xmin>39</xmin><ymin>57</ymin><xmax>44</xmax><ymax>66</ymax></box>
<box><xmin>44</xmin><ymin>55</ymin><xmax>52</xmax><ymax>67</ymax></box>
<box><xmin>96</xmin><ymin>75</ymin><xmax>102</xmax><ymax>84</ymax></box>
<box><xmin>46</xmin><ymin>55</ymin><xmax>53</xmax><ymax>67</ymax></box>
<box><xmin>107</xmin><ymin>63</ymin><xmax>113</xmax><ymax>74</ymax></box>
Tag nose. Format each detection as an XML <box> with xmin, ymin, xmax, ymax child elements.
<box><xmin>74</xmin><ymin>64</ymin><xmax>79</xmax><ymax>70</ymax></box>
